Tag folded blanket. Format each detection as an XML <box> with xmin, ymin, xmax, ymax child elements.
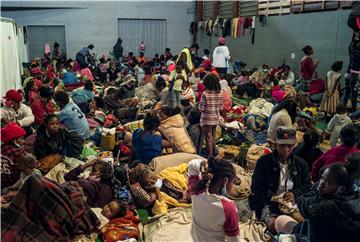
<box><xmin>1</xmin><ymin>174</ymin><xmax>99</xmax><ymax>241</ymax></box>
<box><xmin>143</xmin><ymin>208</ymin><xmax>192</xmax><ymax>242</ymax></box>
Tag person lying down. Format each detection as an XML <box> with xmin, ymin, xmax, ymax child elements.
<box><xmin>129</xmin><ymin>163</ymin><xmax>191</xmax><ymax>215</ymax></box>
<box><xmin>1</xmin><ymin>173</ymin><xmax>140</xmax><ymax>242</ymax></box>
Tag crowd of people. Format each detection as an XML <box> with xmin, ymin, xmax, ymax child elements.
<box><xmin>0</xmin><ymin>33</ymin><xmax>359</xmax><ymax>242</ymax></box>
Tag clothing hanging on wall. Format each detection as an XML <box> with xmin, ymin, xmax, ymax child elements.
<box><xmin>251</xmin><ymin>16</ymin><xmax>256</xmax><ymax>44</ymax></box>
<box><xmin>198</xmin><ymin>21</ymin><xmax>206</xmax><ymax>30</ymax></box>
<box><xmin>189</xmin><ymin>22</ymin><xmax>198</xmax><ymax>35</ymax></box>
<box><xmin>213</xmin><ymin>18</ymin><xmax>220</xmax><ymax>36</ymax></box>
<box><xmin>232</xmin><ymin>18</ymin><xmax>239</xmax><ymax>38</ymax></box>
<box><xmin>206</xmin><ymin>20</ymin><xmax>213</xmax><ymax>36</ymax></box>
<box><xmin>238</xmin><ymin>16</ymin><xmax>245</xmax><ymax>37</ymax></box>
<box><xmin>259</xmin><ymin>15</ymin><xmax>267</xmax><ymax>27</ymax></box>
<box><xmin>223</xmin><ymin>19</ymin><xmax>231</xmax><ymax>37</ymax></box>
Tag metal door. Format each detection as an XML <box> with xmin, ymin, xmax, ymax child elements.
<box><xmin>118</xmin><ymin>18</ymin><xmax>166</xmax><ymax>58</ymax></box>
<box><xmin>27</xmin><ymin>25</ymin><xmax>66</xmax><ymax>60</ymax></box>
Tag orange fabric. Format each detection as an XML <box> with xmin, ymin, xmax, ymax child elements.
<box><xmin>100</xmin><ymin>210</ymin><xmax>140</xmax><ymax>242</ymax></box>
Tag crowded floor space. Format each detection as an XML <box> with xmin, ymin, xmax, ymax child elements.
<box><xmin>0</xmin><ymin>1</ymin><xmax>359</xmax><ymax>242</ymax></box>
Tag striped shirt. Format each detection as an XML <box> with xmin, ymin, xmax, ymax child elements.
<box><xmin>199</xmin><ymin>90</ymin><xmax>223</xmax><ymax>126</ymax></box>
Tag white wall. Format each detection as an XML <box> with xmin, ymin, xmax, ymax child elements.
<box><xmin>2</xmin><ymin>1</ymin><xmax>195</xmax><ymax>59</ymax></box>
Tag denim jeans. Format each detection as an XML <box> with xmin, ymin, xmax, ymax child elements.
<box><xmin>342</xmin><ymin>73</ymin><xmax>359</xmax><ymax>112</ymax></box>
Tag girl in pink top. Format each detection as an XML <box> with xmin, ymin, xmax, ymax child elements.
<box><xmin>189</xmin><ymin>158</ymin><xmax>240</xmax><ymax>242</ymax></box>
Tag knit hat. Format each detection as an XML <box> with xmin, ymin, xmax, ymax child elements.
<box><xmin>275</xmin><ymin>126</ymin><xmax>297</xmax><ymax>145</ymax></box>
<box><xmin>123</xmin><ymin>74</ymin><xmax>136</xmax><ymax>84</ymax></box>
<box><xmin>218</xmin><ymin>37</ymin><xmax>225</xmax><ymax>45</ymax></box>
<box><xmin>1</xmin><ymin>122</ymin><xmax>26</xmax><ymax>144</ymax></box>
<box><xmin>3</xmin><ymin>89</ymin><xmax>23</xmax><ymax>103</ymax></box>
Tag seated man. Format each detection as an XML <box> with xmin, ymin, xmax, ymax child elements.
<box><xmin>54</xmin><ymin>90</ymin><xmax>90</xmax><ymax>139</ymax></box>
<box><xmin>1</xmin><ymin>89</ymin><xmax>34</xmax><ymax>130</ymax></box>
<box><xmin>249</xmin><ymin>127</ymin><xmax>311</xmax><ymax>233</ymax></box>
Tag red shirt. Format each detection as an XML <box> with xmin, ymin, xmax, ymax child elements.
<box><xmin>300</xmin><ymin>56</ymin><xmax>317</xmax><ymax>80</ymax></box>
<box><xmin>30</xmin><ymin>99</ymin><xmax>54</xmax><ymax>125</ymax></box>
<box><xmin>311</xmin><ymin>145</ymin><xmax>360</xmax><ymax>181</ymax></box>
<box><xmin>1</xmin><ymin>144</ymin><xmax>25</xmax><ymax>188</ymax></box>
<box><xmin>309</xmin><ymin>78</ymin><xmax>325</xmax><ymax>95</ymax></box>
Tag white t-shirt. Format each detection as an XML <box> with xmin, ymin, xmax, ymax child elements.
<box><xmin>212</xmin><ymin>46</ymin><xmax>230</xmax><ymax>68</ymax></box>
<box><xmin>278</xmin><ymin>162</ymin><xmax>294</xmax><ymax>194</ymax></box>
<box><xmin>191</xmin><ymin>192</ymin><xmax>240</xmax><ymax>242</ymax></box>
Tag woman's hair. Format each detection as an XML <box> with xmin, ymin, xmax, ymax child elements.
<box><xmin>326</xmin><ymin>163</ymin><xmax>352</xmax><ymax>194</ymax></box>
<box><xmin>302</xmin><ymin>45</ymin><xmax>313</xmax><ymax>55</ymax></box>
<box><xmin>271</xmin><ymin>99</ymin><xmax>298</xmax><ymax>123</ymax></box>
<box><xmin>44</xmin><ymin>113</ymin><xmax>59</xmax><ymax>125</ymax></box>
<box><xmin>340</xmin><ymin>124</ymin><xmax>360</xmax><ymax>147</ymax></box>
<box><xmin>111</xmin><ymin>199</ymin><xmax>128</xmax><ymax>218</ymax></box>
<box><xmin>143</xmin><ymin>112</ymin><xmax>160</xmax><ymax>131</ymax></box>
<box><xmin>346</xmin><ymin>152</ymin><xmax>360</xmax><ymax>183</ymax></box>
<box><xmin>187</xmin><ymin>108</ymin><xmax>201</xmax><ymax>124</ymax></box>
<box><xmin>84</xmin><ymin>80</ymin><xmax>93</xmax><ymax>91</ymax></box>
<box><xmin>303</xmin><ymin>129</ymin><xmax>320</xmax><ymax>147</ymax></box>
<box><xmin>155</xmin><ymin>76</ymin><xmax>166</xmax><ymax>89</ymax></box>
<box><xmin>331</xmin><ymin>61</ymin><xmax>343</xmax><ymax>72</ymax></box>
<box><xmin>54</xmin><ymin>91</ymin><xmax>69</xmax><ymax>106</ymax></box>
<box><xmin>88</xmin><ymin>44</ymin><xmax>94</xmax><ymax>49</ymax></box>
<box><xmin>94</xmin><ymin>160</ymin><xmax>114</xmax><ymax>183</ymax></box>
<box><xmin>24</xmin><ymin>79</ymin><xmax>36</xmax><ymax>102</ymax></box>
<box><xmin>39</xmin><ymin>86</ymin><xmax>53</xmax><ymax>98</ymax></box>
<box><xmin>203</xmin><ymin>49</ymin><xmax>210</xmax><ymax>55</ymax></box>
<box><xmin>193</xmin><ymin>158</ymin><xmax>236</xmax><ymax>193</ymax></box>
<box><xmin>19</xmin><ymin>153</ymin><xmax>38</xmax><ymax>169</ymax></box>
<box><xmin>191</xmin><ymin>43</ymin><xmax>199</xmax><ymax>50</ymax></box>
<box><xmin>336</xmin><ymin>103</ymin><xmax>347</xmax><ymax>114</ymax></box>
<box><xmin>138</xmin><ymin>168</ymin><xmax>152</xmax><ymax>187</ymax></box>
<box><xmin>93</xmin><ymin>96</ymin><xmax>104</xmax><ymax>109</ymax></box>
<box><xmin>203</xmin><ymin>73</ymin><xmax>221</xmax><ymax>92</ymax></box>
<box><xmin>160</xmin><ymin>105</ymin><xmax>181</xmax><ymax>118</ymax></box>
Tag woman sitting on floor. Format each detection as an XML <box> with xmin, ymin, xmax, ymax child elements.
<box><xmin>129</xmin><ymin>112</ymin><xmax>171</xmax><ymax>168</ymax></box>
<box><xmin>34</xmin><ymin>114</ymin><xmax>84</xmax><ymax>160</ymax></box>
<box><xmin>158</xmin><ymin>105</ymin><xmax>197</xmax><ymax>154</ymax></box>
<box><xmin>275</xmin><ymin>163</ymin><xmax>360</xmax><ymax>242</ymax></box>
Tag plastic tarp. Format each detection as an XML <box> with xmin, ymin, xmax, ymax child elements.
<box><xmin>1</xmin><ymin>17</ymin><xmax>28</xmax><ymax>97</ymax></box>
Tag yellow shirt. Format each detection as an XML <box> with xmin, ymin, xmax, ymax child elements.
<box><xmin>169</xmin><ymin>70</ymin><xmax>186</xmax><ymax>92</ymax></box>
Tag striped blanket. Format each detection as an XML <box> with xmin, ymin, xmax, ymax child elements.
<box><xmin>1</xmin><ymin>174</ymin><xmax>99</xmax><ymax>241</ymax></box>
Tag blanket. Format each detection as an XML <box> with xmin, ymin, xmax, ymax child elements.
<box><xmin>159</xmin><ymin>114</ymin><xmax>196</xmax><ymax>154</ymax></box>
<box><xmin>229</xmin><ymin>164</ymin><xmax>253</xmax><ymax>200</ymax></box>
<box><xmin>100</xmin><ymin>210</ymin><xmax>140</xmax><ymax>242</ymax></box>
<box><xmin>1</xmin><ymin>174</ymin><xmax>99</xmax><ymax>241</ymax></box>
<box><xmin>143</xmin><ymin>208</ymin><xmax>192</xmax><ymax>242</ymax></box>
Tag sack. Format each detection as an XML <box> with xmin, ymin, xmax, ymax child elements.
<box><xmin>101</xmin><ymin>128</ymin><xmax>116</xmax><ymax>151</ymax></box>
<box><xmin>81</xmin><ymin>144</ymin><xmax>98</xmax><ymax>159</ymax></box>
<box><xmin>101</xmin><ymin>133</ymin><xmax>116</xmax><ymax>151</ymax></box>
<box><xmin>38</xmin><ymin>154</ymin><xmax>63</xmax><ymax>174</ymax></box>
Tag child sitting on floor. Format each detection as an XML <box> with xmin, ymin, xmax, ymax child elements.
<box><xmin>187</xmin><ymin>107</ymin><xmax>202</xmax><ymax>154</ymax></box>
<box><xmin>327</xmin><ymin>103</ymin><xmax>353</xmax><ymax>148</ymax></box>
<box><xmin>1</xmin><ymin>153</ymin><xmax>42</xmax><ymax>195</ymax></box>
